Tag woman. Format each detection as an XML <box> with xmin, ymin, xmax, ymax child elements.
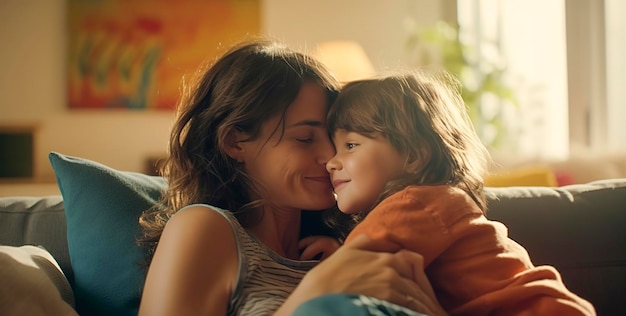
<box><xmin>137</xmin><ymin>39</ymin><xmax>444</xmax><ymax>316</ymax></box>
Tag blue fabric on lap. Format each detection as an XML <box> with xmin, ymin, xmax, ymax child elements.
<box><xmin>293</xmin><ymin>294</ymin><xmax>428</xmax><ymax>316</ymax></box>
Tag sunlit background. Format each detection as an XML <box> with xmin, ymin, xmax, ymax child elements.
<box><xmin>1</xmin><ymin>0</ymin><xmax>624</xmax><ymax>195</ymax></box>
<box><xmin>458</xmin><ymin>0</ymin><xmax>625</xmax><ymax>160</ymax></box>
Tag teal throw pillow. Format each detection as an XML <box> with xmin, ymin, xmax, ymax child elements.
<box><xmin>49</xmin><ymin>152</ymin><xmax>166</xmax><ymax>316</ymax></box>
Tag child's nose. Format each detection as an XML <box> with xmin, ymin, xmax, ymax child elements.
<box><xmin>317</xmin><ymin>136</ymin><xmax>336</xmax><ymax>165</ymax></box>
<box><xmin>326</xmin><ymin>155</ymin><xmax>341</xmax><ymax>173</ymax></box>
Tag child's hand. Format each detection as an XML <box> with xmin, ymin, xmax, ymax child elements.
<box><xmin>298</xmin><ymin>236</ymin><xmax>341</xmax><ymax>261</ymax></box>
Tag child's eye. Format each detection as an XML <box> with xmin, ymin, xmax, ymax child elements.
<box><xmin>346</xmin><ymin>143</ymin><xmax>358</xmax><ymax>150</ymax></box>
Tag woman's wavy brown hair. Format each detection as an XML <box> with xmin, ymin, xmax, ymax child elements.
<box><xmin>326</xmin><ymin>70</ymin><xmax>491</xmax><ymax>236</ymax></box>
<box><xmin>138</xmin><ymin>38</ymin><xmax>341</xmax><ymax>260</ymax></box>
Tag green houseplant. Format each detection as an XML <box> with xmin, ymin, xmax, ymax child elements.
<box><xmin>405</xmin><ymin>20</ymin><xmax>519</xmax><ymax>149</ymax></box>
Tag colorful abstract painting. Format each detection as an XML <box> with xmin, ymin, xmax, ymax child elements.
<box><xmin>67</xmin><ymin>0</ymin><xmax>260</xmax><ymax>110</ymax></box>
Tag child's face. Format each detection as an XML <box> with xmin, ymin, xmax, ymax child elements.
<box><xmin>326</xmin><ymin>129</ymin><xmax>406</xmax><ymax>214</ymax></box>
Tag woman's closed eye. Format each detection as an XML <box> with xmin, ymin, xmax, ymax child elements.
<box><xmin>296</xmin><ymin>136</ymin><xmax>314</xmax><ymax>144</ymax></box>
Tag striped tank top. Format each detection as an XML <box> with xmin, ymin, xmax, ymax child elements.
<box><xmin>185</xmin><ymin>204</ymin><xmax>318</xmax><ymax>315</ymax></box>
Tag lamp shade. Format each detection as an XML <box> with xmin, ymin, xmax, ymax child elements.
<box><xmin>312</xmin><ymin>41</ymin><xmax>376</xmax><ymax>83</ymax></box>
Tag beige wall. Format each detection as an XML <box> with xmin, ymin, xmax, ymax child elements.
<box><xmin>262</xmin><ymin>0</ymin><xmax>446</xmax><ymax>70</ymax></box>
<box><xmin>0</xmin><ymin>0</ymin><xmax>444</xmax><ymax>182</ymax></box>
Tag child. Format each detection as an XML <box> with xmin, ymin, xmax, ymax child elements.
<box><xmin>325</xmin><ymin>70</ymin><xmax>596</xmax><ymax>315</ymax></box>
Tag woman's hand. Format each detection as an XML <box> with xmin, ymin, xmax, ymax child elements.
<box><xmin>298</xmin><ymin>236</ymin><xmax>341</xmax><ymax>261</ymax></box>
<box><xmin>276</xmin><ymin>234</ymin><xmax>447</xmax><ymax>316</ymax></box>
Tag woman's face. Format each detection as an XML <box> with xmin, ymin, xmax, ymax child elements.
<box><xmin>238</xmin><ymin>82</ymin><xmax>336</xmax><ymax>211</ymax></box>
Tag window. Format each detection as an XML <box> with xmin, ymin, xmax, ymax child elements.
<box><xmin>605</xmin><ymin>0</ymin><xmax>626</xmax><ymax>151</ymax></box>
<box><xmin>456</xmin><ymin>0</ymin><xmax>624</xmax><ymax>159</ymax></box>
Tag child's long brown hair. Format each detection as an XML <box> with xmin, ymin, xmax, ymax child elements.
<box><xmin>327</xmin><ymin>70</ymin><xmax>491</xmax><ymax>233</ymax></box>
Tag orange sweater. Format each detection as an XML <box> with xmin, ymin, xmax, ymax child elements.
<box><xmin>344</xmin><ymin>185</ymin><xmax>596</xmax><ymax>316</ymax></box>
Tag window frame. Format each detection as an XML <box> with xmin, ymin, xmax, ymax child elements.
<box><xmin>447</xmin><ymin>0</ymin><xmax>613</xmax><ymax>155</ymax></box>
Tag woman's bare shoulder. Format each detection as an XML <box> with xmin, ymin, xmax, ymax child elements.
<box><xmin>140</xmin><ymin>205</ymin><xmax>239</xmax><ymax>315</ymax></box>
<box><xmin>166</xmin><ymin>204</ymin><xmax>232</xmax><ymax>232</ymax></box>
<box><xmin>159</xmin><ymin>204</ymin><xmax>235</xmax><ymax>254</ymax></box>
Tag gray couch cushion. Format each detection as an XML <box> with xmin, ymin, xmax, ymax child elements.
<box><xmin>0</xmin><ymin>195</ymin><xmax>72</xmax><ymax>282</ymax></box>
<box><xmin>485</xmin><ymin>179</ymin><xmax>626</xmax><ymax>315</ymax></box>
<box><xmin>485</xmin><ymin>179</ymin><xmax>626</xmax><ymax>265</ymax></box>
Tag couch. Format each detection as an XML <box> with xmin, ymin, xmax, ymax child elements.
<box><xmin>0</xmin><ymin>152</ymin><xmax>625</xmax><ymax>315</ymax></box>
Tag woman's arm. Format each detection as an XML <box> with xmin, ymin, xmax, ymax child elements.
<box><xmin>138</xmin><ymin>207</ymin><xmax>239</xmax><ymax>316</ymax></box>
<box><xmin>276</xmin><ymin>234</ymin><xmax>447</xmax><ymax>316</ymax></box>
<box><xmin>140</xmin><ymin>208</ymin><xmax>445</xmax><ymax>316</ymax></box>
